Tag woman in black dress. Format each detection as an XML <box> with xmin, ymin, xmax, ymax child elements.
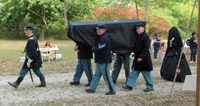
<box><xmin>160</xmin><ymin>27</ymin><xmax>191</xmax><ymax>82</ymax></box>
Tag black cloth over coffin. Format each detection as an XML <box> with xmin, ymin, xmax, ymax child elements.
<box><xmin>67</xmin><ymin>19</ymin><xmax>145</xmax><ymax>55</ymax></box>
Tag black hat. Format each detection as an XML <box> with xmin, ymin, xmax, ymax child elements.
<box><xmin>25</xmin><ymin>25</ymin><xmax>35</xmax><ymax>30</ymax></box>
<box><xmin>96</xmin><ymin>23</ymin><xmax>106</xmax><ymax>30</ymax></box>
<box><xmin>135</xmin><ymin>23</ymin><xmax>144</xmax><ymax>28</ymax></box>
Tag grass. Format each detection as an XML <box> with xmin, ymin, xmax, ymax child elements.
<box><xmin>0</xmin><ymin>40</ymin><xmax>197</xmax><ymax>105</ymax></box>
<box><xmin>0</xmin><ymin>40</ymin><xmax>196</xmax><ymax>75</ymax></box>
<box><xmin>0</xmin><ymin>40</ymin><xmax>81</xmax><ymax>75</ymax></box>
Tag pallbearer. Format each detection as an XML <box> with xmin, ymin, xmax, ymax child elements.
<box><xmin>85</xmin><ymin>24</ymin><xmax>116</xmax><ymax>95</ymax></box>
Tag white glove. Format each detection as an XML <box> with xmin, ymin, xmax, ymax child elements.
<box><xmin>27</xmin><ymin>59</ymin><xmax>33</xmax><ymax>68</ymax></box>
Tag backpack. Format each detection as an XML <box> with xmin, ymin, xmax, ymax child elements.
<box><xmin>186</xmin><ymin>38</ymin><xmax>190</xmax><ymax>46</ymax></box>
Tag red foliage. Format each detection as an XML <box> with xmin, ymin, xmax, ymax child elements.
<box><xmin>88</xmin><ymin>4</ymin><xmax>170</xmax><ymax>37</ymax></box>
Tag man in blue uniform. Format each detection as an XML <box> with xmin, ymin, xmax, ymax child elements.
<box><xmin>122</xmin><ymin>23</ymin><xmax>154</xmax><ymax>92</ymax></box>
<box><xmin>70</xmin><ymin>42</ymin><xmax>93</xmax><ymax>86</ymax></box>
<box><xmin>8</xmin><ymin>25</ymin><xmax>46</xmax><ymax>88</ymax></box>
<box><xmin>85</xmin><ymin>23</ymin><xmax>116</xmax><ymax>95</ymax></box>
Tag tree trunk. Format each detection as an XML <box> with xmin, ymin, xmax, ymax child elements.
<box><xmin>144</xmin><ymin>0</ymin><xmax>148</xmax><ymax>21</ymax></box>
<box><xmin>64</xmin><ymin>0</ymin><xmax>68</xmax><ymax>26</ymax></box>
<box><xmin>39</xmin><ymin>26</ymin><xmax>45</xmax><ymax>40</ymax></box>
<box><xmin>135</xmin><ymin>0</ymin><xmax>139</xmax><ymax>20</ymax></box>
<box><xmin>39</xmin><ymin>15</ymin><xmax>45</xmax><ymax>40</ymax></box>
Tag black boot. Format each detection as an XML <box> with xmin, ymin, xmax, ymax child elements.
<box><xmin>8</xmin><ymin>77</ymin><xmax>23</xmax><ymax>88</ymax></box>
<box><xmin>36</xmin><ymin>75</ymin><xmax>46</xmax><ymax>87</ymax></box>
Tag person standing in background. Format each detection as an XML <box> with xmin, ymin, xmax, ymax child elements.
<box><xmin>160</xmin><ymin>42</ymin><xmax>166</xmax><ymax>62</ymax></box>
<box><xmin>189</xmin><ymin>32</ymin><xmax>198</xmax><ymax>63</ymax></box>
<box><xmin>153</xmin><ymin>33</ymin><xmax>161</xmax><ymax>61</ymax></box>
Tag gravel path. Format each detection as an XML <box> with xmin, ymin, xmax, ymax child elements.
<box><xmin>0</xmin><ymin>66</ymin><xmax>197</xmax><ymax>105</ymax></box>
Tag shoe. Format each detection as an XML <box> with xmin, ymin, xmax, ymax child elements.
<box><xmin>8</xmin><ymin>77</ymin><xmax>23</xmax><ymax>88</ymax></box>
<box><xmin>85</xmin><ymin>83</ymin><xmax>90</xmax><ymax>87</ymax></box>
<box><xmin>105</xmin><ymin>91</ymin><xmax>116</xmax><ymax>95</ymax></box>
<box><xmin>70</xmin><ymin>81</ymin><xmax>80</xmax><ymax>85</ymax></box>
<box><xmin>154</xmin><ymin>59</ymin><xmax>158</xmax><ymax>61</ymax></box>
<box><xmin>190</xmin><ymin>61</ymin><xmax>193</xmax><ymax>63</ymax></box>
<box><xmin>36</xmin><ymin>75</ymin><xmax>46</xmax><ymax>87</ymax></box>
<box><xmin>143</xmin><ymin>88</ymin><xmax>154</xmax><ymax>92</ymax></box>
<box><xmin>122</xmin><ymin>85</ymin><xmax>132</xmax><ymax>90</ymax></box>
<box><xmin>85</xmin><ymin>89</ymin><xmax>95</xmax><ymax>93</ymax></box>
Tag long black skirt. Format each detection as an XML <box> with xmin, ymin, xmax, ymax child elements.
<box><xmin>160</xmin><ymin>53</ymin><xmax>191</xmax><ymax>82</ymax></box>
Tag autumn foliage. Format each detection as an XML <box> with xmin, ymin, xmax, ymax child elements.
<box><xmin>88</xmin><ymin>4</ymin><xmax>170</xmax><ymax>37</ymax></box>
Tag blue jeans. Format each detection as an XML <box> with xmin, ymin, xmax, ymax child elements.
<box><xmin>190</xmin><ymin>47</ymin><xmax>197</xmax><ymax>61</ymax></box>
<box><xmin>90</xmin><ymin>63</ymin><xmax>116</xmax><ymax>93</ymax></box>
<box><xmin>19</xmin><ymin>68</ymin><xmax>43</xmax><ymax>78</ymax></box>
<box><xmin>73</xmin><ymin>59</ymin><xmax>93</xmax><ymax>84</ymax></box>
<box><xmin>112</xmin><ymin>54</ymin><xmax>130</xmax><ymax>82</ymax></box>
<box><xmin>126</xmin><ymin>67</ymin><xmax>153</xmax><ymax>89</ymax></box>
<box><xmin>153</xmin><ymin>45</ymin><xmax>159</xmax><ymax>59</ymax></box>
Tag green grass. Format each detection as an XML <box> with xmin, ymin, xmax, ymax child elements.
<box><xmin>0</xmin><ymin>40</ymin><xmax>196</xmax><ymax>75</ymax></box>
<box><xmin>0</xmin><ymin>40</ymin><xmax>77</xmax><ymax>75</ymax></box>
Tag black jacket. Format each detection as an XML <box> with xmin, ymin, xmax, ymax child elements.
<box><xmin>132</xmin><ymin>32</ymin><xmax>153</xmax><ymax>71</ymax></box>
<box><xmin>189</xmin><ymin>37</ymin><xmax>197</xmax><ymax>47</ymax></box>
<box><xmin>22</xmin><ymin>35</ymin><xmax>42</xmax><ymax>69</ymax></box>
<box><xmin>92</xmin><ymin>32</ymin><xmax>112</xmax><ymax>63</ymax></box>
<box><xmin>76</xmin><ymin>43</ymin><xmax>93</xmax><ymax>59</ymax></box>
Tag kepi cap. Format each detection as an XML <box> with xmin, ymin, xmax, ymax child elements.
<box><xmin>96</xmin><ymin>23</ymin><xmax>106</xmax><ymax>30</ymax></box>
<box><xmin>25</xmin><ymin>25</ymin><xmax>35</xmax><ymax>30</ymax></box>
<box><xmin>135</xmin><ymin>23</ymin><xmax>144</xmax><ymax>28</ymax></box>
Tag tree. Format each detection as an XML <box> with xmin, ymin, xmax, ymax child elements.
<box><xmin>89</xmin><ymin>4</ymin><xmax>170</xmax><ymax>37</ymax></box>
<box><xmin>1</xmin><ymin>0</ymin><xmax>64</xmax><ymax>40</ymax></box>
<box><xmin>66</xmin><ymin>0</ymin><xmax>116</xmax><ymax>22</ymax></box>
<box><xmin>25</xmin><ymin>0</ymin><xmax>64</xmax><ymax>40</ymax></box>
<box><xmin>135</xmin><ymin>0</ymin><xmax>139</xmax><ymax>19</ymax></box>
<box><xmin>144</xmin><ymin>0</ymin><xmax>148</xmax><ymax>21</ymax></box>
<box><xmin>64</xmin><ymin>0</ymin><xmax>67</xmax><ymax>26</ymax></box>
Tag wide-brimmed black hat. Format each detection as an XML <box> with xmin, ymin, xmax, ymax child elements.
<box><xmin>25</xmin><ymin>25</ymin><xmax>35</xmax><ymax>30</ymax></box>
<box><xmin>135</xmin><ymin>23</ymin><xmax>144</xmax><ymax>28</ymax></box>
<box><xmin>96</xmin><ymin>23</ymin><xmax>106</xmax><ymax>30</ymax></box>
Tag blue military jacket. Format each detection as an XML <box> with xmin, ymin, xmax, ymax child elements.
<box><xmin>92</xmin><ymin>32</ymin><xmax>112</xmax><ymax>63</ymax></box>
<box><xmin>22</xmin><ymin>34</ymin><xmax>42</xmax><ymax>69</ymax></box>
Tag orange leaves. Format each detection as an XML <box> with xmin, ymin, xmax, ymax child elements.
<box><xmin>88</xmin><ymin>4</ymin><xmax>170</xmax><ymax>36</ymax></box>
<box><xmin>147</xmin><ymin>9</ymin><xmax>170</xmax><ymax>33</ymax></box>
<box><xmin>91</xmin><ymin>4</ymin><xmax>139</xmax><ymax>21</ymax></box>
